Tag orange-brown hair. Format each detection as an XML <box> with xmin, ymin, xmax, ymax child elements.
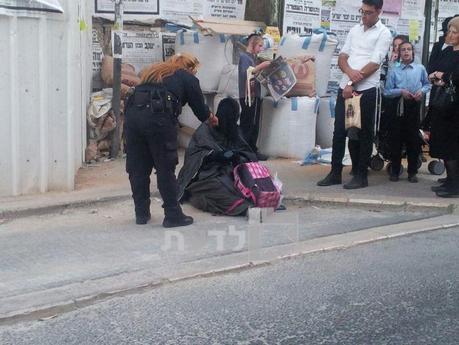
<box><xmin>140</xmin><ymin>52</ymin><xmax>200</xmax><ymax>83</ymax></box>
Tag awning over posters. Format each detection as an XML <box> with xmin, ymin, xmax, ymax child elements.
<box><xmin>0</xmin><ymin>0</ymin><xmax>64</xmax><ymax>15</ymax></box>
<box><xmin>191</xmin><ymin>17</ymin><xmax>266</xmax><ymax>36</ymax></box>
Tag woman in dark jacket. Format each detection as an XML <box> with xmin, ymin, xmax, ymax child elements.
<box><xmin>124</xmin><ymin>53</ymin><xmax>218</xmax><ymax>227</ymax></box>
<box><xmin>177</xmin><ymin>98</ymin><xmax>258</xmax><ymax>215</ymax></box>
<box><xmin>427</xmin><ymin>17</ymin><xmax>459</xmax><ymax>197</ymax></box>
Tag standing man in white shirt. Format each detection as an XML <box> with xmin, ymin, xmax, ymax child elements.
<box><xmin>317</xmin><ymin>0</ymin><xmax>392</xmax><ymax>189</ymax></box>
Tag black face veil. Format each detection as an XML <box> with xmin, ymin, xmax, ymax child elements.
<box><xmin>215</xmin><ymin>97</ymin><xmax>240</xmax><ymax>141</ymax></box>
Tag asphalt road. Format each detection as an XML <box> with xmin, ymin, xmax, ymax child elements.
<box><xmin>1</xmin><ymin>227</ymin><xmax>458</xmax><ymax>345</ymax></box>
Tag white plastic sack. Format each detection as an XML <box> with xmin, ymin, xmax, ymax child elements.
<box><xmin>258</xmin><ymin>96</ymin><xmax>319</xmax><ymax>159</ymax></box>
<box><xmin>175</xmin><ymin>30</ymin><xmax>233</xmax><ymax>92</ymax></box>
<box><xmin>178</xmin><ymin>105</ymin><xmax>201</xmax><ymax>130</ymax></box>
<box><xmin>217</xmin><ymin>64</ymin><xmax>239</xmax><ymax>98</ymax></box>
<box><xmin>178</xmin><ymin>127</ymin><xmax>193</xmax><ymax>149</ymax></box>
<box><xmin>87</xmin><ymin>89</ymin><xmax>112</xmax><ymax>127</ymax></box>
<box><xmin>178</xmin><ymin>94</ymin><xmax>215</xmax><ymax>130</ymax></box>
<box><xmin>316</xmin><ymin>96</ymin><xmax>336</xmax><ymax>148</ymax></box>
<box><xmin>277</xmin><ymin>29</ymin><xmax>338</xmax><ymax>97</ymax></box>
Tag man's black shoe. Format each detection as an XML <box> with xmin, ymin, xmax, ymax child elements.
<box><xmin>389</xmin><ymin>175</ymin><xmax>399</xmax><ymax>182</ymax></box>
<box><xmin>317</xmin><ymin>172</ymin><xmax>342</xmax><ymax>186</ymax></box>
<box><xmin>343</xmin><ymin>175</ymin><xmax>368</xmax><ymax>189</ymax></box>
<box><xmin>163</xmin><ymin>215</ymin><xmax>194</xmax><ymax>228</ymax></box>
<box><xmin>256</xmin><ymin>152</ymin><xmax>269</xmax><ymax>161</ymax></box>
<box><xmin>407</xmin><ymin>174</ymin><xmax>418</xmax><ymax>183</ymax></box>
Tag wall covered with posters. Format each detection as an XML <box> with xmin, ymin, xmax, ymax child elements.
<box><xmin>283</xmin><ymin>0</ymin><xmax>457</xmax><ymax>94</ymax></box>
<box><xmin>92</xmin><ymin>0</ymin><xmax>248</xmax><ymax>90</ymax></box>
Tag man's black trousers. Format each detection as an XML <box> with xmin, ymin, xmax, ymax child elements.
<box><xmin>331</xmin><ymin>87</ymin><xmax>377</xmax><ymax>176</ymax></box>
<box><xmin>239</xmin><ymin>97</ymin><xmax>262</xmax><ymax>153</ymax></box>
<box><xmin>125</xmin><ymin>108</ymin><xmax>180</xmax><ymax>218</ymax></box>
<box><xmin>387</xmin><ymin>98</ymin><xmax>421</xmax><ymax>176</ymax></box>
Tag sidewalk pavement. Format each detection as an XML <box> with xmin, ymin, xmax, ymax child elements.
<box><xmin>1</xmin><ymin>150</ymin><xmax>458</xmax><ymax>219</ymax></box>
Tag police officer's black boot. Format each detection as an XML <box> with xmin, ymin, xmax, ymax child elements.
<box><xmin>163</xmin><ymin>206</ymin><xmax>193</xmax><ymax>228</ymax></box>
<box><xmin>135</xmin><ymin>200</ymin><xmax>151</xmax><ymax>225</ymax></box>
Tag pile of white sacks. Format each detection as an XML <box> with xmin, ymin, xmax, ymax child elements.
<box><xmin>175</xmin><ymin>29</ymin><xmax>339</xmax><ymax>159</ymax></box>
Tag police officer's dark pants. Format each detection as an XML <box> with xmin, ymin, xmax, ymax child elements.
<box><xmin>239</xmin><ymin>97</ymin><xmax>262</xmax><ymax>152</ymax></box>
<box><xmin>125</xmin><ymin>110</ymin><xmax>181</xmax><ymax>219</ymax></box>
<box><xmin>388</xmin><ymin>99</ymin><xmax>421</xmax><ymax>176</ymax></box>
<box><xmin>331</xmin><ymin>87</ymin><xmax>377</xmax><ymax>177</ymax></box>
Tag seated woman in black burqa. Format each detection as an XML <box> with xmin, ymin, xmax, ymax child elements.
<box><xmin>177</xmin><ymin>98</ymin><xmax>257</xmax><ymax>216</ymax></box>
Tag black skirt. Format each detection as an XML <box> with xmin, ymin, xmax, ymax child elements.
<box><xmin>429</xmin><ymin>104</ymin><xmax>459</xmax><ymax>160</ymax></box>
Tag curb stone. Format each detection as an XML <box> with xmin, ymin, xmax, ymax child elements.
<box><xmin>1</xmin><ymin>192</ymin><xmax>455</xmax><ymax>220</ymax></box>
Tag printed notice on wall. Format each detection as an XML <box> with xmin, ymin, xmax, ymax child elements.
<box><xmin>320</xmin><ymin>8</ymin><xmax>331</xmax><ymax>29</ymax></box>
<box><xmin>160</xmin><ymin>0</ymin><xmax>203</xmax><ymax>25</ymax></box>
<box><xmin>96</xmin><ymin>0</ymin><xmax>159</xmax><ymax>14</ymax></box>
<box><xmin>383</xmin><ymin>0</ymin><xmax>402</xmax><ymax>15</ymax></box>
<box><xmin>334</xmin><ymin>0</ymin><xmax>359</xmax><ymax>12</ymax></box>
<box><xmin>400</xmin><ymin>0</ymin><xmax>425</xmax><ymax>19</ymax></box>
<box><xmin>119</xmin><ymin>30</ymin><xmax>163</xmax><ymax>73</ymax></box>
<box><xmin>329</xmin><ymin>10</ymin><xmax>360</xmax><ymax>51</ymax></box>
<box><xmin>436</xmin><ymin>0</ymin><xmax>459</xmax><ymax>14</ymax></box>
<box><xmin>327</xmin><ymin>55</ymin><xmax>342</xmax><ymax>93</ymax></box>
<box><xmin>203</xmin><ymin>0</ymin><xmax>246</xmax><ymax>20</ymax></box>
<box><xmin>162</xmin><ymin>33</ymin><xmax>176</xmax><ymax>61</ymax></box>
<box><xmin>283</xmin><ymin>0</ymin><xmax>321</xmax><ymax>34</ymax></box>
<box><xmin>92</xmin><ymin>29</ymin><xmax>104</xmax><ymax>90</ymax></box>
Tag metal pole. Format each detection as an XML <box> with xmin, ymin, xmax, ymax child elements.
<box><xmin>278</xmin><ymin>0</ymin><xmax>284</xmax><ymax>36</ymax></box>
<box><xmin>420</xmin><ymin>0</ymin><xmax>433</xmax><ymax>121</ymax></box>
<box><xmin>433</xmin><ymin>0</ymin><xmax>440</xmax><ymax>44</ymax></box>
<box><xmin>421</xmin><ymin>0</ymin><xmax>432</xmax><ymax>66</ymax></box>
<box><xmin>110</xmin><ymin>0</ymin><xmax>123</xmax><ymax>158</ymax></box>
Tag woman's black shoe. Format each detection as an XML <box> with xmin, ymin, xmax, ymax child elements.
<box><xmin>431</xmin><ymin>184</ymin><xmax>449</xmax><ymax>192</ymax></box>
<box><xmin>163</xmin><ymin>215</ymin><xmax>194</xmax><ymax>228</ymax></box>
<box><xmin>436</xmin><ymin>188</ymin><xmax>459</xmax><ymax>198</ymax></box>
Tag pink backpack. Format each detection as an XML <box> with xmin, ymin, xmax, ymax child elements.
<box><xmin>233</xmin><ymin>162</ymin><xmax>281</xmax><ymax>208</ymax></box>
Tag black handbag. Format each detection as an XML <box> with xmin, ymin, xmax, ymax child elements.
<box><xmin>431</xmin><ymin>80</ymin><xmax>457</xmax><ymax>110</ymax></box>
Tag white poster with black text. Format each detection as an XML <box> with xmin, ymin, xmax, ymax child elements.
<box><xmin>283</xmin><ymin>0</ymin><xmax>321</xmax><ymax>34</ymax></box>
<box><xmin>96</xmin><ymin>0</ymin><xmax>159</xmax><ymax>14</ymax></box>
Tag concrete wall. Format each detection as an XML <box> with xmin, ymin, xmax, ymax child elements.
<box><xmin>0</xmin><ymin>2</ymin><xmax>92</xmax><ymax>196</ymax></box>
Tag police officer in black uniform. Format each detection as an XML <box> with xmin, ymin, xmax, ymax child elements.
<box><xmin>124</xmin><ymin>53</ymin><xmax>218</xmax><ymax>227</ymax></box>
